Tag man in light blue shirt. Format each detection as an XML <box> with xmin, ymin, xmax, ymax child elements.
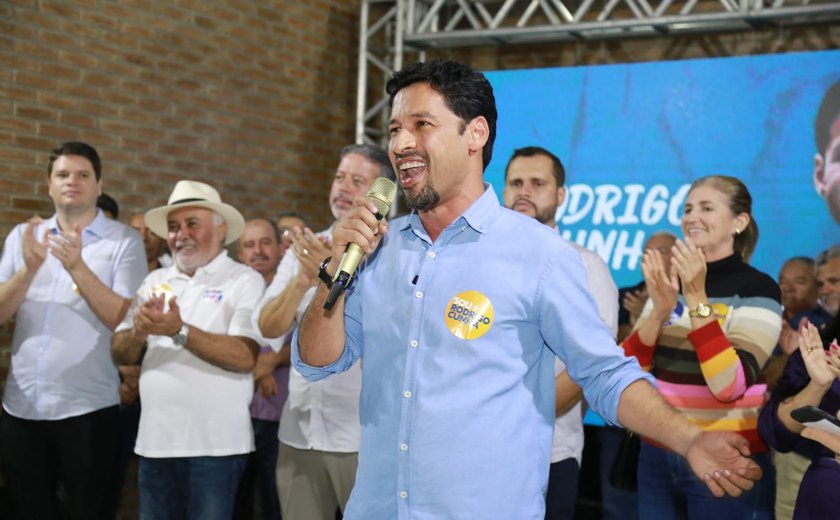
<box><xmin>0</xmin><ymin>141</ymin><xmax>147</xmax><ymax>519</ymax></box>
<box><xmin>294</xmin><ymin>60</ymin><xmax>764</xmax><ymax>519</ymax></box>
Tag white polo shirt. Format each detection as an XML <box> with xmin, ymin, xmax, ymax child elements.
<box><xmin>117</xmin><ymin>251</ymin><xmax>265</xmax><ymax>457</ymax></box>
<box><xmin>257</xmin><ymin>228</ymin><xmax>362</xmax><ymax>453</ymax></box>
<box><xmin>551</xmin><ymin>240</ymin><xmax>619</xmax><ymax>464</ymax></box>
<box><xmin>0</xmin><ymin>211</ymin><xmax>147</xmax><ymax>420</ymax></box>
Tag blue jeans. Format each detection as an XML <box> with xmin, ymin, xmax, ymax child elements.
<box><xmin>139</xmin><ymin>454</ymin><xmax>248</xmax><ymax>520</ymax></box>
<box><xmin>637</xmin><ymin>442</ymin><xmax>774</xmax><ymax>520</ymax></box>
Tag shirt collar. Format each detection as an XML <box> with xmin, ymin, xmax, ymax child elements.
<box><xmin>44</xmin><ymin>209</ymin><xmax>107</xmax><ymax>239</ymax></box>
<box><xmin>402</xmin><ymin>183</ymin><xmax>500</xmax><ymax>236</ymax></box>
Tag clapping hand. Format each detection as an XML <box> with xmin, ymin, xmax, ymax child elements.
<box><xmin>47</xmin><ymin>224</ymin><xmax>84</xmax><ymax>272</ymax></box>
<box><xmin>671</xmin><ymin>239</ymin><xmax>707</xmax><ymax>298</ymax></box>
<box><xmin>641</xmin><ymin>248</ymin><xmax>679</xmax><ymax>319</ymax></box>
<box><xmin>291</xmin><ymin>227</ymin><xmax>332</xmax><ymax>288</ymax></box>
<box><xmin>799</xmin><ymin>322</ymin><xmax>840</xmax><ymax>387</ymax></box>
<box><xmin>22</xmin><ymin>217</ymin><xmax>48</xmax><ymax>274</ymax></box>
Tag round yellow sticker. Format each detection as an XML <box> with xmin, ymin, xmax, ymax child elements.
<box><xmin>444</xmin><ymin>290</ymin><xmax>494</xmax><ymax>340</ymax></box>
<box><xmin>711</xmin><ymin>302</ymin><xmax>729</xmax><ymax>326</ymax></box>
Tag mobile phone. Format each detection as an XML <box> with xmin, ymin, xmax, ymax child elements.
<box><xmin>791</xmin><ymin>405</ymin><xmax>840</xmax><ymax>436</ymax></box>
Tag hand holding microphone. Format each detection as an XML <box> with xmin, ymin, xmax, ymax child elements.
<box><xmin>324</xmin><ymin>177</ymin><xmax>397</xmax><ymax>310</ymax></box>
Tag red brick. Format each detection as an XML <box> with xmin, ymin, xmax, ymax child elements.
<box><xmin>11</xmin><ymin>196</ymin><xmax>54</xmax><ymax>212</ymax></box>
<box><xmin>0</xmin><ymin>146</ymin><xmax>37</xmax><ymax>164</ymax></box>
<box><xmin>0</xmin><ymin>116</ymin><xmax>37</xmax><ymax>133</ymax></box>
<box><xmin>0</xmin><ymin>177</ymin><xmax>36</xmax><ymax>194</ymax></box>
<box><xmin>15</xmin><ymin>105</ymin><xmax>56</xmax><ymax>121</ymax></box>
<box><xmin>16</xmin><ymin>132</ymin><xmax>70</xmax><ymax>151</ymax></box>
<box><xmin>59</xmin><ymin>112</ymin><xmax>96</xmax><ymax>129</ymax></box>
<box><xmin>38</xmin><ymin>91</ymin><xmax>79</xmax><ymax>110</ymax></box>
<box><xmin>58</xmin><ymin>50</ymin><xmax>98</xmax><ymax>69</ymax></box>
<box><xmin>57</xmin><ymin>80</ymin><xmax>98</xmax><ymax>99</ymax></box>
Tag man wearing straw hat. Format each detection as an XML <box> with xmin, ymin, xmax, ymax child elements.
<box><xmin>112</xmin><ymin>180</ymin><xmax>265</xmax><ymax>519</ymax></box>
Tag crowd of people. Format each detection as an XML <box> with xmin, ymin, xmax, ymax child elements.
<box><xmin>0</xmin><ymin>59</ymin><xmax>837</xmax><ymax>520</ymax></box>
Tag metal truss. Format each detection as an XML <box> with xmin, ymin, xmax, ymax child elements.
<box><xmin>356</xmin><ymin>0</ymin><xmax>840</xmax><ymax>143</ymax></box>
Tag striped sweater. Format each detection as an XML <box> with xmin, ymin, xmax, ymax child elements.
<box><xmin>622</xmin><ymin>253</ymin><xmax>782</xmax><ymax>453</ymax></box>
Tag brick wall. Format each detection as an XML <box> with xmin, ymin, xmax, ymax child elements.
<box><xmin>0</xmin><ymin>0</ymin><xmax>363</xmax><ymax>391</ymax></box>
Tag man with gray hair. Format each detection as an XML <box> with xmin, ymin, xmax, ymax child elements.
<box><xmin>787</xmin><ymin>245</ymin><xmax>840</xmax><ymax>332</ymax></box>
<box><xmin>112</xmin><ymin>180</ymin><xmax>265</xmax><ymax>519</ymax></box>
<box><xmin>257</xmin><ymin>144</ymin><xmax>394</xmax><ymax>520</ymax></box>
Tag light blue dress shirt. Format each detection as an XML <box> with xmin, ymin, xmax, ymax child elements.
<box><xmin>0</xmin><ymin>210</ymin><xmax>147</xmax><ymax>420</ymax></box>
<box><xmin>293</xmin><ymin>186</ymin><xmax>652</xmax><ymax>519</ymax></box>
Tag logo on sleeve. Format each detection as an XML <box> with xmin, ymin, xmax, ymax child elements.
<box><xmin>444</xmin><ymin>290</ymin><xmax>494</xmax><ymax>340</ymax></box>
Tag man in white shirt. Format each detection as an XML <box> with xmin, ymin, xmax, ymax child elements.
<box><xmin>257</xmin><ymin>144</ymin><xmax>394</xmax><ymax>520</ymax></box>
<box><xmin>503</xmin><ymin>146</ymin><xmax>619</xmax><ymax>519</ymax></box>
<box><xmin>0</xmin><ymin>141</ymin><xmax>147</xmax><ymax>519</ymax></box>
<box><xmin>112</xmin><ymin>180</ymin><xmax>264</xmax><ymax>520</ymax></box>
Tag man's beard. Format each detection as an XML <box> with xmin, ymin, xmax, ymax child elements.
<box><xmin>403</xmin><ymin>179</ymin><xmax>440</xmax><ymax>212</ymax></box>
<box><xmin>515</xmin><ymin>198</ymin><xmax>557</xmax><ymax>226</ymax></box>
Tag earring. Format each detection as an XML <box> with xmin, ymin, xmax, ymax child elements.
<box><xmin>734</xmin><ymin>228</ymin><xmax>741</xmax><ymax>235</ymax></box>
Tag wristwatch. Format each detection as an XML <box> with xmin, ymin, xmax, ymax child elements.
<box><xmin>171</xmin><ymin>323</ymin><xmax>190</xmax><ymax>346</ymax></box>
<box><xmin>688</xmin><ymin>302</ymin><xmax>712</xmax><ymax>319</ymax></box>
<box><xmin>318</xmin><ymin>256</ymin><xmax>334</xmax><ymax>288</ymax></box>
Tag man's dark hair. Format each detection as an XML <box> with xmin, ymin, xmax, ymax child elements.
<box><xmin>96</xmin><ymin>192</ymin><xmax>119</xmax><ymax>219</ymax></box>
<box><xmin>386</xmin><ymin>60</ymin><xmax>497</xmax><ymax>172</ymax></box>
<box><xmin>504</xmin><ymin>146</ymin><xmax>566</xmax><ymax>187</ymax></box>
<box><xmin>247</xmin><ymin>217</ymin><xmax>282</xmax><ymax>243</ymax></box>
<box><xmin>48</xmin><ymin>141</ymin><xmax>102</xmax><ymax>180</ymax></box>
<box><xmin>340</xmin><ymin>144</ymin><xmax>395</xmax><ymax>181</ymax></box>
<box><xmin>275</xmin><ymin>210</ymin><xmax>310</xmax><ymax>230</ymax></box>
<box><xmin>815</xmin><ymin>79</ymin><xmax>840</xmax><ymax>155</ymax></box>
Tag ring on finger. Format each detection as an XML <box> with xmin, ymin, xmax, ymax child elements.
<box><xmin>302</xmin><ymin>248</ymin><xmax>309</xmax><ymax>256</ymax></box>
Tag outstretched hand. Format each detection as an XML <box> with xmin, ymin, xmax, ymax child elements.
<box><xmin>802</xmin><ymin>409</ymin><xmax>840</xmax><ymax>463</ymax></box>
<box><xmin>685</xmin><ymin>430</ymin><xmax>762</xmax><ymax>497</ymax></box>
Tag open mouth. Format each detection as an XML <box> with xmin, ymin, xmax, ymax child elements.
<box><xmin>398</xmin><ymin>160</ymin><xmax>426</xmax><ymax>189</ymax></box>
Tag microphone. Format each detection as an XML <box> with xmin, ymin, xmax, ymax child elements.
<box><xmin>324</xmin><ymin>177</ymin><xmax>397</xmax><ymax>310</ymax></box>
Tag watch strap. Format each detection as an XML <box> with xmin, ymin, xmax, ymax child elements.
<box><xmin>318</xmin><ymin>256</ymin><xmax>334</xmax><ymax>288</ymax></box>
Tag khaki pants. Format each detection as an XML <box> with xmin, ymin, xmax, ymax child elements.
<box><xmin>774</xmin><ymin>450</ymin><xmax>811</xmax><ymax>520</ymax></box>
<box><xmin>276</xmin><ymin>442</ymin><xmax>358</xmax><ymax>520</ymax></box>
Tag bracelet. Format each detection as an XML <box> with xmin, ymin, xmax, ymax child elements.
<box><xmin>318</xmin><ymin>256</ymin><xmax>334</xmax><ymax>288</ymax></box>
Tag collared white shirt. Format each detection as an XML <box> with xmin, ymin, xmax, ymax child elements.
<box><xmin>257</xmin><ymin>227</ymin><xmax>361</xmax><ymax>453</ymax></box>
<box><xmin>0</xmin><ymin>211</ymin><xmax>147</xmax><ymax>420</ymax></box>
<box><xmin>117</xmin><ymin>251</ymin><xmax>265</xmax><ymax>457</ymax></box>
<box><xmin>551</xmin><ymin>240</ymin><xmax>619</xmax><ymax>464</ymax></box>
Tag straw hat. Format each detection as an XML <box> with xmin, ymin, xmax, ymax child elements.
<box><xmin>144</xmin><ymin>180</ymin><xmax>245</xmax><ymax>245</ymax></box>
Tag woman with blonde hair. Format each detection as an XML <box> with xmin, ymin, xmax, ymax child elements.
<box><xmin>622</xmin><ymin>175</ymin><xmax>781</xmax><ymax>519</ymax></box>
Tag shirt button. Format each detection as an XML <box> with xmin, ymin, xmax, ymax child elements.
<box><xmin>410</xmin><ymin>340</ymin><xmax>418</xmax><ymax>348</ymax></box>
<box><xmin>403</xmin><ymin>390</ymin><xmax>412</xmax><ymax>398</ymax></box>
<box><xmin>428</xmin><ymin>251</ymin><xmax>436</xmax><ymax>258</ymax></box>
<box><xmin>400</xmin><ymin>491</ymin><xmax>408</xmax><ymax>499</ymax></box>
<box><xmin>415</xmin><ymin>291</ymin><xmax>423</xmax><ymax>299</ymax></box>
<box><xmin>400</xmin><ymin>443</ymin><xmax>408</xmax><ymax>451</ymax></box>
